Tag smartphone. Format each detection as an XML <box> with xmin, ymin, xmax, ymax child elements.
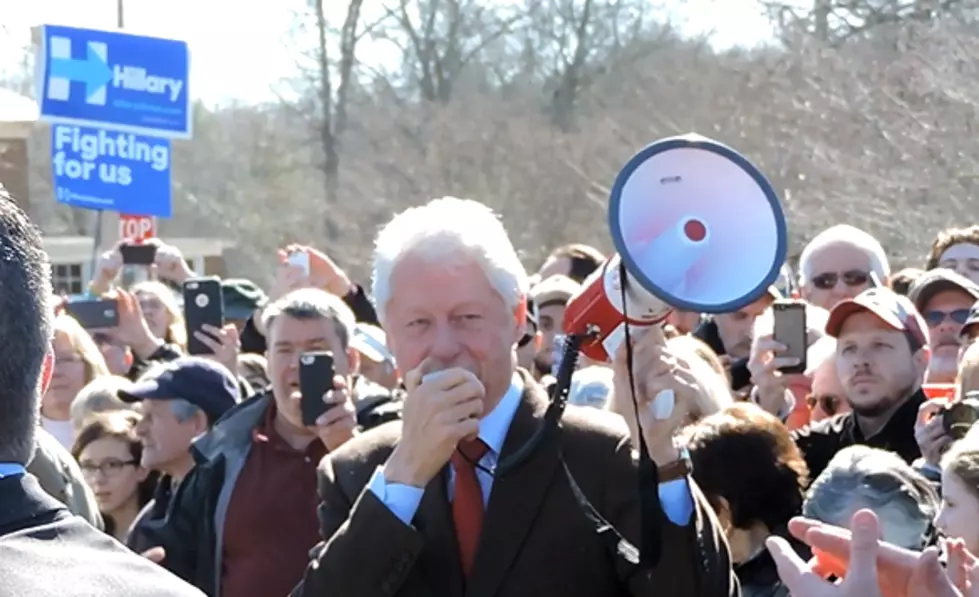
<box><xmin>287</xmin><ymin>250</ymin><xmax>310</xmax><ymax>276</ymax></box>
<box><xmin>300</xmin><ymin>351</ymin><xmax>336</xmax><ymax>426</ymax></box>
<box><xmin>65</xmin><ymin>298</ymin><xmax>119</xmax><ymax>329</ymax></box>
<box><xmin>183</xmin><ymin>277</ymin><xmax>224</xmax><ymax>355</ymax></box>
<box><xmin>120</xmin><ymin>243</ymin><xmax>157</xmax><ymax>265</ymax></box>
<box><xmin>773</xmin><ymin>300</ymin><xmax>807</xmax><ymax>374</ymax></box>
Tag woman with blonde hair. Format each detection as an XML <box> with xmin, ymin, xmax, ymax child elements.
<box><xmin>42</xmin><ymin>314</ymin><xmax>111</xmax><ymax>448</ymax></box>
<box><xmin>131</xmin><ymin>280</ymin><xmax>186</xmax><ymax>349</ymax></box>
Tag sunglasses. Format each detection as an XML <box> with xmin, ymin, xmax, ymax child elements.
<box><xmin>923</xmin><ymin>308</ymin><xmax>971</xmax><ymax>328</ymax></box>
<box><xmin>807</xmin><ymin>393</ymin><xmax>843</xmax><ymax>416</ymax></box>
<box><xmin>811</xmin><ymin>270</ymin><xmax>870</xmax><ymax>290</ymax></box>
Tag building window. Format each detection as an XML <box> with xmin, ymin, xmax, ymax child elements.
<box><xmin>52</xmin><ymin>263</ymin><xmax>84</xmax><ymax>295</ymax></box>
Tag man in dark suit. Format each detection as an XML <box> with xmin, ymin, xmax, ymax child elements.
<box><xmin>293</xmin><ymin>197</ymin><xmax>736</xmax><ymax>597</ymax></box>
<box><xmin>0</xmin><ymin>187</ymin><xmax>203</xmax><ymax>597</ymax></box>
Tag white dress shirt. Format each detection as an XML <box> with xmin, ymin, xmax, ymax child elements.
<box><xmin>368</xmin><ymin>372</ymin><xmax>694</xmax><ymax>525</ymax></box>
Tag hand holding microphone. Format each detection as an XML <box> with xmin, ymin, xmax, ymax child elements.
<box><xmin>384</xmin><ymin>359</ymin><xmax>485</xmax><ymax>488</ymax></box>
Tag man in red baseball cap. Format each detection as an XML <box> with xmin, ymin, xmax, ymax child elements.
<box><xmin>793</xmin><ymin>288</ymin><xmax>930</xmax><ymax>480</ymax></box>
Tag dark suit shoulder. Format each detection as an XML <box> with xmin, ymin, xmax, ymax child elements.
<box><xmin>559</xmin><ymin>404</ymin><xmax>631</xmax><ymax>447</ymax></box>
<box><xmin>316</xmin><ymin>420</ymin><xmax>402</xmax><ymax>499</ymax></box>
<box><xmin>0</xmin><ymin>516</ymin><xmax>204</xmax><ymax>596</ymax></box>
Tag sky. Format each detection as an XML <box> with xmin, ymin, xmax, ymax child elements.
<box><xmin>0</xmin><ymin>0</ymin><xmax>776</xmax><ymax>106</ymax></box>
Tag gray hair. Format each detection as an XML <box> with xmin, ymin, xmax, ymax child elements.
<box><xmin>798</xmin><ymin>225</ymin><xmax>890</xmax><ymax>286</ymax></box>
<box><xmin>803</xmin><ymin>445</ymin><xmax>938</xmax><ymax>550</ymax></box>
<box><xmin>0</xmin><ymin>189</ymin><xmax>53</xmax><ymax>464</ymax></box>
<box><xmin>70</xmin><ymin>375</ymin><xmax>135</xmax><ymax>431</ymax></box>
<box><xmin>261</xmin><ymin>288</ymin><xmax>356</xmax><ymax>349</ymax></box>
<box><xmin>170</xmin><ymin>398</ymin><xmax>202</xmax><ymax>423</ymax></box>
<box><xmin>371</xmin><ymin>197</ymin><xmax>530</xmax><ymax>327</ymax></box>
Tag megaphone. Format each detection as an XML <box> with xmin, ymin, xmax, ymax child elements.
<box><xmin>564</xmin><ymin>134</ymin><xmax>788</xmax><ymax>362</ymax></box>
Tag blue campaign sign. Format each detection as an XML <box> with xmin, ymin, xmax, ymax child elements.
<box><xmin>37</xmin><ymin>25</ymin><xmax>191</xmax><ymax>139</ymax></box>
<box><xmin>51</xmin><ymin>124</ymin><xmax>172</xmax><ymax>217</ymax></box>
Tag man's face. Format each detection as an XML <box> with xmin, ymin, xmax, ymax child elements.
<box><xmin>938</xmin><ymin>243</ymin><xmax>979</xmax><ymax>286</ymax></box>
<box><xmin>536</xmin><ymin>301</ymin><xmax>567</xmax><ymax>367</ymax></box>
<box><xmin>137</xmin><ymin>398</ymin><xmax>201</xmax><ymax>473</ymax></box>
<box><xmin>921</xmin><ymin>289</ymin><xmax>974</xmax><ymax>383</ymax></box>
<box><xmin>804</xmin><ymin>243</ymin><xmax>873</xmax><ymax>311</ymax></box>
<box><xmin>267</xmin><ymin>315</ymin><xmax>351</xmax><ymax>431</ymax></box>
<box><xmin>714</xmin><ymin>297</ymin><xmax>771</xmax><ymax>359</ymax></box>
<box><xmin>384</xmin><ymin>255</ymin><xmax>522</xmax><ymax>408</ymax></box>
<box><xmin>835</xmin><ymin>311</ymin><xmax>926</xmax><ymax>417</ymax></box>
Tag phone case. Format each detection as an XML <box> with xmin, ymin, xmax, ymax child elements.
<box><xmin>300</xmin><ymin>352</ymin><xmax>335</xmax><ymax>426</ymax></box>
<box><xmin>773</xmin><ymin>302</ymin><xmax>807</xmax><ymax>374</ymax></box>
<box><xmin>183</xmin><ymin>278</ymin><xmax>224</xmax><ymax>355</ymax></box>
<box><xmin>120</xmin><ymin>243</ymin><xmax>157</xmax><ymax>265</ymax></box>
<box><xmin>66</xmin><ymin>299</ymin><xmax>119</xmax><ymax>329</ymax></box>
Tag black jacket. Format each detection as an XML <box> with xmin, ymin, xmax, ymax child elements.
<box><xmin>792</xmin><ymin>389</ymin><xmax>925</xmax><ymax>481</ymax></box>
<box><xmin>141</xmin><ymin>389</ymin><xmax>400</xmax><ymax>596</ymax></box>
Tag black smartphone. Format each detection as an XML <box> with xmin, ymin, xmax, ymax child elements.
<box><xmin>120</xmin><ymin>243</ymin><xmax>157</xmax><ymax>265</ymax></box>
<box><xmin>182</xmin><ymin>277</ymin><xmax>224</xmax><ymax>355</ymax></box>
<box><xmin>773</xmin><ymin>300</ymin><xmax>807</xmax><ymax>374</ymax></box>
<box><xmin>300</xmin><ymin>351</ymin><xmax>336</xmax><ymax>426</ymax></box>
<box><xmin>65</xmin><ymin>298</ymin><xmax>119</xmax><ymax>329</ymax></box>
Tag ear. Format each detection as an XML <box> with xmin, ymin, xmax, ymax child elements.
<box><xmin>346</xmin><ymin>346</ymin><xmax>361</xmax><ymax>377</ymax></box>
<box><xmin>714</xmin><ymin>496</ymin><xmax>733</xmax><ymax>533</ymax></box>
<box><xmin>39</xmin><ymin>351</ymin><xmax>54</xmax><ymax>395</ymax></box>
<box><xmin>513</xmin><ymin>296</ymin><xmax>528</xmax><ymax>342</ymax></box>
<box><xmin>136</xmin><ymin>466</ymin><xmax>150</xmax><ymax>482</ymax></box>
<box><xmin>193</xmin><ymin>409</ymin><xmax>210</xmax><ymax>435</ymax></box>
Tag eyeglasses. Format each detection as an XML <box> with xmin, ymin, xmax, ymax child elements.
<box><xmin>811</xmin><ymin>270</ymin><xmax>870</xmax><ymax>290</ymax></box>
<box><xmin>806</xmin><ymin>394</ymin><xmax>843</xmax><ymax>416</ymax></box>
<box><xmin>79</xmin><ymin>458</ymin><xmax>136</xmax><ymax>478</ymax></box>
<box><xmin>923</xmin><ymin>309</ymin><xmax>971</xmax><ymax>328</ymax></box>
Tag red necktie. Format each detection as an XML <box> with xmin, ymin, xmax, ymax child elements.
<box><xmin>451</xmin><ymin>438</ymin><xmax>489</xmax><ymax>577</ymax></box>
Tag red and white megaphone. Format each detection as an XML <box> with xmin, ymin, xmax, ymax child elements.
<box><xmin>564</xmin><ymin>133</ymin><xmax>788</xmax><ymax>362</ymax></box>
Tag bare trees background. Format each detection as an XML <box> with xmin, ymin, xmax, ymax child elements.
<box><xmin>6</xmin><ymin>0</ymin><xmax>979</xmax><ymax>282</ymax></box>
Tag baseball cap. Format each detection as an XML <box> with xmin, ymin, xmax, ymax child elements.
<box><xmin>908</xmin><ymin>268</ymin><xmax>979</xmax><ymax>313</ymax></box>
<box><xmin>118</xmin><ymin>357</ymin><xmax>239</xmax><ymax>425</ymax></box>
<box><xmin>350</xmin><ymin>323</ymin><xmax>394</xmax><ymax>365</ymax></box>
<box><xmin>960</xmin><ymin>300</ymin><xmax>979</xmax><ymax>339</ymax></box>
<box><xmin>825</xmin><ymin>288</ymin><xmax>929</xmax><ymax>350</ymax></box>
<box><xmin>222</xmin><ymin>279</ymin><xmax>268</xmax><ymax>321</ymax></box>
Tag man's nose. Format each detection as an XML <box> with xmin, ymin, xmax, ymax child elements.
<box><xmin>429</xmin><ymin>322</ymin><xmax>461</xmax><ymax>360</ymax></box>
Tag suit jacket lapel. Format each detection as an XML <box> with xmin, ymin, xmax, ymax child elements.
<box><xmin>415</xmin><ymin>467</ymin><xmax>465</xmax><ymax>596</ymax></box>
<box><xmin>467</xmin><ymin>376</ymin><xmax>560</xmax><ymax>597</ymax></box>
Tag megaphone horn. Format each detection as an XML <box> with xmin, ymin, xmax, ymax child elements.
<box><xmin>563</xmin><ymin>133</ymin><xmax>788</xmax><ymax>362</ymax></box>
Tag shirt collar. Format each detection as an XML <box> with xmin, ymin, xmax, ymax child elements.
<box><xmin>0</xmin><ymin>463</ymin><xmax>25</xmax><ymax>479</ymax></box>
<box><xmin>478</xmin><ymin>372</ymin><xmax>523</xmax><ymax>455</ymax></box>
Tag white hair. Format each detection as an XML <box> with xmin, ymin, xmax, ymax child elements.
<box><xmin>803</xmin><ymin>445</ymin><xmax>938</xmax><ymax>550</ymax></box>
<box><xmin>371</xmin><ymin>197</ymin><xmax>529</xmax><ymax>326</ymax></box>
<box><xmin>798</xmin><ymin>225</ymin><xmax>891</xmax><ymax>286</ymax></box>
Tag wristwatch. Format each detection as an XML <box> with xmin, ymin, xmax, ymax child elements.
<box><xmin>658</xmin><ymin>445</ymin><xmax>692</xmax><ymax>482</ymax></box>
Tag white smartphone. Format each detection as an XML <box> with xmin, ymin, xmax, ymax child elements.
<box><xmin>287</xmin><ymin>250</ymin><xmax>310</xmax><ymax>276</ymax></box>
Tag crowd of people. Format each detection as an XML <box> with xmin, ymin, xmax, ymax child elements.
<box><xmin>4</xmin><ymin>181</ymin><xmax>979</xmax><ymax>597</ymax></box>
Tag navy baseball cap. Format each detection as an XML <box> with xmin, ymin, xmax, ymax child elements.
<box><xmin>118</xmin><ymin>356</ymin><xmax>239</xmax><ymax>424</ymax></box>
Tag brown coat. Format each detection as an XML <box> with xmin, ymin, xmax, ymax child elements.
<box><xmin>293</xmin><ymin>376</ymin><xmax>737</xmax><ymax>597</ymax></box>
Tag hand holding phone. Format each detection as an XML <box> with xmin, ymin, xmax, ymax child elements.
<box><xmin>183</xmin><ymin>277</ymin><xmax>225</xmax><ymax>355</ymax></box>
<box><xmin>120</xmin><ymin>243</ymin><xmax>158</xmax><ymax>266</ymax></box>
<box><xmin>65</xmin><ymin>298</ymin><xmax>120</xmax><ymax>329</ymax></box>
<box><xmin>300</xmin><ymin>352</ymin><xmax>336</xmax><ymax>426</ymax></box>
